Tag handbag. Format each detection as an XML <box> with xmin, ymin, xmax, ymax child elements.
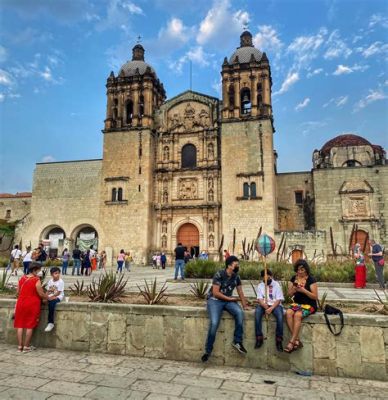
<box><xmin>323</xmin><ymin>304</ymin><xmax>344</xmax><ymax>336</ymax></box>
<box><xmin>378</xmin><ymin>259</ymin><xmax>385</xmax><ymax>266</ymax></box>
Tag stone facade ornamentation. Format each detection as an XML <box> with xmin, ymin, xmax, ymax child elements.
<box><xmin>178</xmin><ymin>178</ymin><xmax>198</xmax><ymax>200</ymax></box>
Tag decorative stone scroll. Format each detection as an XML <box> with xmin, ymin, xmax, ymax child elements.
<box><xmin>178</xmin><ymin>178</ymin><xmax>198</xmax><ymax>200</ymax></box>
<box><xmin>168</xmin><ymin>102</ymin><xmax>211</xmax><ymax>132</ymax></box>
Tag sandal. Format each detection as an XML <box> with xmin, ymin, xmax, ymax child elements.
<box><xmin>293</xmin><ymin>339</ymin><xmax>303</xmax><ymax>351</ymax></box>
<box><xmin>17</xmin><ymin>346</ymin><xmax>23</xmax><ymax>353</ymax></box>
<box><xmin>22</xmin><ymin>346</ymin><xmax>36</xmax><ymax>353</ymax></box>
<box><xmin>284</xmin><ymin>341</ymin><xmax>294</xmax><ymax>353</ymax></box>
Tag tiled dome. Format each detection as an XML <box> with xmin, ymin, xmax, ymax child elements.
<box><xmin>229</xmin><ymin>30</ymin><xmax>263</xmax><ymax>64</ymax></box>
<box><xmin>119</xmin><ymin>60</ymin><xmax>155</xmax><ymax>77</ymax></box>
<box><xmin>321</xmin><ymin>134</ymin><xmax>372</xmax><ymax>155</ymax></box>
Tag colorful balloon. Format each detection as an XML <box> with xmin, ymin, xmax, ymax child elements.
<box><xmin>256</xmin><ymin>234</ymin><xmax>275</xmax><ymax>256</ymax></box>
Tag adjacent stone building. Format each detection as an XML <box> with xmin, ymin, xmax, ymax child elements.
<box><xmin>1</xmin><ymin>31</ymin><xmax>386</xmax><ymax>264</ymax></box>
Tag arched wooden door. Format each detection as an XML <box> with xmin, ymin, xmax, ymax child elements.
<box><xmin>350</xmin><ymin>229</ymin><xmax>370</xmax><ymax>258</ymax></box>
<box><xmin>177</xmin><ymin>223</ymin><xmax>199</xmax><ymax>254</ymax></box>
<box><xmin>291</xmin><ymin>249</ymin><xmax>303</xmax><ymax>264</ymax></box>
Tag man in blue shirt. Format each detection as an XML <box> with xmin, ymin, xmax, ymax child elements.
<box><xmin>369</xmin><ymin>239</ymin><xmax>385</xmax><ymax>289</ymax></box>
<box><xmin>201</xmin><ymin>256</ymin><xmax>249</xmax><ymax>362</ymax></box>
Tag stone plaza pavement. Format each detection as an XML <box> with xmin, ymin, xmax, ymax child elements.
<box><xmin>0</xmin><ymin>343</ymin><xmax>388</xmax><ymax>400</ymax></box>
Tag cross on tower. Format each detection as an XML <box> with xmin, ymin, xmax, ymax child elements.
<box><xmin>243</xmin><ymin>22</ymin><xmax>249</xmax><ymax>31</ymax></box>
<box><xmin>136</xmin><ymin>35</ymin><xmax>142</xmax><ymax>44</ymax></box>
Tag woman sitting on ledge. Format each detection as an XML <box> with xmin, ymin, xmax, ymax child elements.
<box><xmin>284</xmin><ymin>259</ymin><xmax>318</xmax><ymax>353</ymax></box>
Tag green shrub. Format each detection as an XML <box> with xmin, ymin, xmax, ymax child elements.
<box><xmin>185</xmin><ymin>260</ymin><xmax>219</xmax><ymax>279</ymax></box>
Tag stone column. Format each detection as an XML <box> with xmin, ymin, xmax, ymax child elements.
<box><xmin>250</xmin><ymin>74</ymin><xmax>258</xmax><ymax>117</ymax></box>
<box><xmin>234</xmin><ymin>76</ymin><xmax>240</xmax><ymax>118</ymax></box>
<box><xmin>222</xmin><ymin>76</ymin><xmax>229</xmax><ymax>119</ymax></box>
<box><xmin>133</xmin><ymin>84</ymin><xmax>139</xmax><ymax>126</ymax></box>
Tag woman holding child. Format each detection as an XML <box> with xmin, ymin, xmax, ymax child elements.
<box><xmin>285</xmin><ymin>259</ymin><xmax>318</xmax><ymax>353</ymax></box>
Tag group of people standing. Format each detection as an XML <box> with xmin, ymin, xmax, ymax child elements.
<box><xmin>151</xmin><ymin>252</ymin><xmax>167</xmax><ymax>269</ymax></box>
<box><xmin>62</xmin><ymin>246</ymin><xmax>107</xmax><ymax>276</ymax></box>
<box><xmin>116</xmin><ymin>250</ymin><xmax>133</xmax><ymax>273</ymax></box>
<box><xmin>9</xmin><ymin>244</ymin><xmax>47</xmax><ymax>276</ymax></box>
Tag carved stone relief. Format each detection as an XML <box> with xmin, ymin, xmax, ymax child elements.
<box><xmin>167</xmin><ymin>102</ymin><xmax>212</xmax><ymax>133</ymax></box>
<box><xmin>178</xmin><ymin>178</ymin><xmax>198</xmax><ymax>200</ymax></box>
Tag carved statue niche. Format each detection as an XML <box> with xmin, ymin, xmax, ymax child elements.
<box><xmin>184</xmin><ymin>103</ymin><xmax>196</xmax><ymax>130</ymax></box>
<box><xmin>163</xmin><ymin>146</ymin><xmax>169</xmax><ymax>161</ymax></box>
<box><xmin>208</xmin><ymin>189</ymin><xmax>214</xmax><ymax>202</ymax></box>
<box><xmin>162</xmin><ymin>220</ymin><xmax>167</xmax><ymax>233</ymax></box>
<box><xmin>161</xmin><ymin>235</ymin><xmax>167</xmax><ymax>248</ymax></box>
<box><xmin>178</xmin><ymin>178</ymin><xmax>198</xmax><ymax>200</ymax></box>
<box><xmin>208</xmin><ymin>177</ymin><xmax>214</xmax><ymax>189</ymax></box>
<box><xmin>199</xmin><ymin>109</ymin><xmax>211</xmax><ymax>128</ymax></box>
<box><xmin>163</xmin><ymin>191</ymin><xmax>168</xmax><ymax>203</ymax></box>
<box><xmin>209</xmin><ymin>219</ymin><xmax>214</xmax><ymax>232</ymax></box>
<box><xmin>340</xmin><ymin>180</ymin><xmax>372</xmax><ymax>219</ymax></box>
<box><xmin>207</xmin><ymin>143</ymin><xmax>214</xmax><ymax>160</ymax></box>
<box><xmin>209</xmin><ymin>234</ymin><xmax>215</xmax><ymax>248</ymax></box>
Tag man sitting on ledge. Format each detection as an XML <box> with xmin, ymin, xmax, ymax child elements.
<box><xmin>201</xmin><ymin>255</ymin><xmax>249</xmax><ymax>362</ymax></box>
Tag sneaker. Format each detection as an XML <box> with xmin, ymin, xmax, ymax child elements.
<box><xmin>44</xmin><ymin>323</ymin><xmax>55</xmax><ymax>332</ymax></box>
<box><xmin>232</xmin><ymin>342</ymin><xmax>247</xmax><ymax>355</ymax></box>
<box><xmin>255</xmin><ymin>336</ymin><xmax>264</xmax><ymax>349</ymax></box>
<box><xmin>201</xmin><ymin>353</ymin><xmax>210</xmax><ymax>362</ymax></box>
<box><xmin>276</xmin><ymin>340</ymin><xmax>284</xmax><ymax>352</ymax></box>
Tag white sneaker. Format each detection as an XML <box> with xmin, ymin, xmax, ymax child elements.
<box><xmin>44</xmin><ymin>323</ymin><xmax>54</xmax><ymax>332</ymax></box>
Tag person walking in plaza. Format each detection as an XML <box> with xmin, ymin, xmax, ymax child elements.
<box><xmin>61</xmin><ymin>248</ymin><xmax>69</xmax><ymax>275</ymax></box>
<box><xmin>99</xmin><ymin>250</ymin><xmax>107</xmax><ymax>271</ymax></box>
<box><xmin>369</xmin><ymin>239</ymin><xmax>385</xmax><ymax>289</ymax></box>
<box><xmin>22</xmin><ymin>246</ymin><xmax>33</xmax><ymax>275</ymax></box>
<box><xmin>156</xmin><ymin>253</ymin><xmax>161</xmax><ymax>269</ymax></box>
<box><xmin>255</xmin><ymin>269</ymin><xmax>284</xmax><ymax>352</ymax></box>
<box><xmin>161</xmin><ymin>252</ymin><xmax>167</xmax><ymax>269</ymax></box>
<box><xmin>353</xmin><ymin>243</ymin><xmax>366</xmax><ymax>289</ymax></box>
<box><xmin>174</xmin><ymin>243</ymin><xmax>186</xmax><ymax>280</ymax></box>
<box><xmin>285</xmin><ymin>259</ymin><xmax>318</xmax><ymax>353</ymax></box>
<box><xmin>44</xmin><ymin>267</ymin><xmax>65</xmax><ymax>332</ymax></box>
<box><xmin>201</xmin><ymin>255</ymin><xmax>249</xmax><ymax>363</ymax></box>
<box><xmin>117</xmin><ymin>249</ymin><xmax>125</xmax><ymax>273</ymax></box>
<box><xmin>11</xmin><ymin>245</ymin><xmax>22</xmax><ymax>276</ymax></box>
<box><xmin>72</xmin><ymin>246</ymin><xmax>82</xmax><ymax>276</ymax></box>
<box><xmin>152</xmin><ymin>253</ymin><xmax>157</xmax><ymax>269</ymax></box>
<box><xmin>124</xmin><ymin>252</ymin><xmax>132</xmax><ymax>272</ymax></box>
<box><xmin>81</xmin><ymin>250</ymin><xmax>91</xmax><ymax>276</ymax></box>
<box><xmin>14</xmin><ymin>262</ymin><xmax>48</xmax><ymax>352</ymax></box>
<box><xmin>90</xmin><ymin>251</ymin><xmax>97</xmax><ymax>273</ymax></box>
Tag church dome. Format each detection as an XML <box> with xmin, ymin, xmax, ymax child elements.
<box><xmin>118</xmin><ymin>44</ymin><xmax>156</xmax><ymax>77</ymax></box>
<box><xmin>229</xmin><ymin>31</ymin><xmax>263</xmax><ymax>64</ymax></box>
<box><xmin>320</xmin><ymin>134</ymin><xmax>372</xmax><ymax>155</ymax></box>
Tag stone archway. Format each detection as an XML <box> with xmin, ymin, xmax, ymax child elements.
<box><xmin>350</xmin><ymin>229</ymin><xmax>370</xmax><ymax>257</ymax></box>
<box><xmin>177</xmin><ymin>223</ymin><xmax>200</xmax><ymax>257</ymax></box>
<box><xmin>71</xmin><ymin>224</ymin><xmax>99</xmax><ymax>252</ymax></box>
<box><xmin>40</xmin><ymin>225</ymin><xmax>66</xmax><ymax>258</ymax></box>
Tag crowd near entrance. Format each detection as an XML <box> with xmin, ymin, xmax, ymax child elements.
<box><xmin>177</xmin><ymin>223</ymin><xmax>200</xmax><ymax>257</ymax></box>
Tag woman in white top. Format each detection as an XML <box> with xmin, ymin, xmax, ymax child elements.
<box><xmin>22</xmin><ymin>246</ymin><xmax>33</xmax><ymax>275</ymax></box>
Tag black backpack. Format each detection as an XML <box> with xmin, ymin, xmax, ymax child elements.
<box><xmin>323</xmin><ymin>305</ymin><xmax>344</xmax><ymax>336</ymax></box>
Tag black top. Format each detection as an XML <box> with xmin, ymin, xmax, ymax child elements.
<box><xmin>174</xmin><ymin>245</ymin><xmax>186</xmax><ymax>260</ymax></box>
<box><xmin>291</xmin><ymin>275</ymin><xmax>318</xmax><ymax>310</ymax></box>
<box><xmin>72</xmin><ymin>249</ymin><xmax>81</xmax><ymax>259</ymax></box>
<box><xmin>372</xmin><ymin>244</ymin><xmax>383</xmax><ymax>262</ymax></box>
<box><xmin>208</xmin><ymin>269</ymin><xmax>242</xmax><ymax>299</ymax></box>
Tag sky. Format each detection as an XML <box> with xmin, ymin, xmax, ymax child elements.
<box><xmin>0</xmin><ymin>0</ymin><xmax>387</xmax><ymax>193</ymax></box>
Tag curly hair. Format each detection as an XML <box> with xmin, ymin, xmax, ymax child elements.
<box><xmin>293</xmin><ymin>259</ymin><xmax>310</xmax><ymax>274</ymax></box>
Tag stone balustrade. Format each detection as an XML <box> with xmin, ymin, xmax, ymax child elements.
<box><xmin>0</xmin><ymin>299</ymin><xmax>387</xmax><ymax>381</ymax></box>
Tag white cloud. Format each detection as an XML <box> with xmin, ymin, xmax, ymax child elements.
<box><xmin>253</xmin><ymin>25</ymin><xmax>283</xmax><ymax>57</ymax></box>
<box><xmin>300</xmin><ymin>120</ymin><xmax>328</xmax><ymax>136</ymax></box>
<box><xmin>355</xmin><ymin>89</ymin><xmax>387</xmax><ymax>111</ymax></box>
<box><xmin>307</xmin><ymin>68</ymin><xmax>323</xmax><ymax>78</ymax></box>
<box><xmin>96</xmin><ymin>0</ymin><xmax>143</xmax><ymax>31</ymax></box>
<box><xmin>361</xmin><ymin>41</ymin><xmax>388</xmax><ymax>58</ymax></box>
<box><xmin>42</xmin><ymin>155</ymin><xmax>56</xmax><ymax>163</ymax></box>
<box><xmin>40</xmin><ymin>66</ymin><xmax>54</xmax><ymax>82</ymax></box>
<box><xmin>0</xmin><ymin>46</ymin><xmax>7</xmax><ymax>63</ymax></box>
<box><xmin>274</xmin><ymin>71</ymin><xmax>299</xmax><ymax>95</ymax></box>
<box><xmin>0</xmin><ymin>69</ymin><xmax>14</xmax><ymax>86</ymax></box>
<box><xmin>333</xmin><ymin>64</ymin><xmax>369</xmax><ymax>75</ymax></box>
<box><xmin>196</xmin><ymin>0</ymin><xmax>250</xmax><ymax>48</ymax></box>
<box><xmin>122</xmin><ymin>1</ymin><xmax>144</xmax><ymax>15</ymax></box>
<box><xmin>295</xmin><ymin>97</ymin><xmax>310</xmax><ymax>111</ymax></box>
<box><xmin>369</xmin><ymin>14</ymin><xmax>388</xmax><ymax>29</ymax></box>
<box><xmin>323</xmin><ymin>96</ymin><xmax>348</xmax><ymax>108</ymax></box>
<box><xmin>324</xmin><ymin>30</ymin><xmax>352</xmax><ymax>59</ymax></box>
<box><xmin>169</xmin><ymin>46</ymin><xmax>211</xmax><ymax>74</ymax></box>
<box><xmin>0</xmin><ymin>93</ymin><xmax>5</xmax><ymax>102</ymax></box>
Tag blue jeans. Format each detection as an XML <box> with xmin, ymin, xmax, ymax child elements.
<box><xmin>62</xmin><ymin>261</ymin><xmax>68</xmax><ymax>275</ymax></box>
<box><xmin>117</xmin><ymin>260</ymin><xmax>124</xmax><ymax>272</ymax></box>
<box><xmin>23</xmin><ymin>261</ymin><xmax>31</xmax><ymax>275</ymax></box>
<box><xmin>48</xmin><ymin>298</ymin><xmax>61</xmax><ymax>324</ymax></box>
<box><xmin>72</xmin><ymin>259</ymin><xmax>81</xmax><ymax>275</ymax></box>
<box><xmin>205</xmin><ymin>298</ymin><xmax>244</xmax><ymax>354</ymax></box>
<box><xmin>174</xmin><ymin>259</ymin><xmax>185</xmax><ymax>279</ymax></box>
<box><xmin>255</xmin><ymin>305</ymin><xmax>284</xmax><ymax>338</ymax></box>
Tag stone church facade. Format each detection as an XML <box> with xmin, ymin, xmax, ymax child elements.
<box><xmin>1</xmin><ymin>31</ymin><xmax>387</xmax><ymax>264</ymax></box>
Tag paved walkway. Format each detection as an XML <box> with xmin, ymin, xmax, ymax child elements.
<box><xmin>0</xmin><ymin>343</ymin><xmax>387</xmax><ymax>399</ymax></box>
<box><xmin>7</xmin><ymin>266</ymin><xmax>385</xmax><ymax>302</ymax></box>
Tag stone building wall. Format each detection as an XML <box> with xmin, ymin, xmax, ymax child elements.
<box><xmin>313</xmin><ymin>165</ymin><xmax>388</xmax><ymax>253</ymax></box>
<box><xmin>221</xmin><ymin>118</ymin><xmax>277</xmax><ymax>253</ymax></box>
<box><xmin>1</xmin><ymin>300</ymin><xmax>387</xmax><ymax>381</ymax></box>
<box><xmin>276</xmin><ymin>171</ymin><xmax>313</xmax><ymax>231</ymax></box>
<box><xmin>19</xmin><ymin>160</ymin><xmax>102</xmax><ymax>252</ymax></box>
<box><xmin>0</xmin><ymin>195</ymin><xmax>31</xmax><ymax>223</ymax></box>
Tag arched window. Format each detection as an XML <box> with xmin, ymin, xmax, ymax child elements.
<box><xmin>228</xmin><ymin>85</ymin><xmax>235</xmax><ymax>109</ymax></box>
<box><xmin>343</xmin><ymin>159</ymin><xmax>362</xmax><ymax>167</ymax></box>
<box><xmin>139</xmin><ymin>94</ymin><xmax>144</xmax><ymax>117</ymax></box>
<box><xmin>257</xmin><ymin>94</ymin><xmax>263</xmax><ymax>108</ymax></box>
<box><xmin>126</xmin><ymin>100</ymin><xmax>133</xmax><ymax>125</ymax></box>
<box><xmin>111</xmin><ymin>188</ymin><xmax>117</xmax><ymax>202</ymax></box>
<box><xmin>161</xmin><ymin>235</ymin><xmax>167</xmax><ymax>248</ymax></box>
<box><xmin>117</xmin><ymin>188</ymin><xmax>123</xmax><ymax>201</ymax></box>
<box><xmin>243</xmin><ymin>182</ymin><xmax>249</xmax><ymax>198</ymax></box>
<box><xmin>209</xmin><ymin>219</ymin><xmax>214</xmax><ymax>232</ymax></box>
<box><xmin>113</xmin><ymin>107</ymin><xmax>118</xmax><ymax>120</ymax></box>
<box><xmin>162</xmin><ymin>220</ymin><xmax>167</xmax><ymax>233</ymax></box>
<box><xmin>207</xmin><ymin>143</ymin><xmax>214</xmax><ymax>159</ymax></box>
<box><xmin>163</xmin><ymin>146</ymin><xmax>169</xmax><ymax>161</ymax></box>
<box><xmin>250</xmin><ymin>182</ymin><xmax>257</xmax><ymax>198</ymax></box>
<box><xmin>241</xmin><ymin>88</ymin><xmax>251</xmax><ymax>115</ymax></box>
<box><xmin>208</xmin><ymin>189</ymin><xmax>214</xmax><ymax>202</ymax></box>
<box><xmin>181</xmin><ymin>144</ymin><xmax>197</xmax><ymax>168</ymax></box>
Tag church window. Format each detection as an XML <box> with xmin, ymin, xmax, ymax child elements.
<box><xmin>138</xmin><ymin>185</ymin><xmax>141</xmax><ymax>192</ymax></box>
<box><xmin>250</xmin><ymin>182</ymin><xmax>257</xmax><ymax>198</ymax></box>
<box><xmin>139</xmin><ymin>94</ymin><xmax>144</xmax><ymax>117</ymax></box>
<box><xmin>257</xmin><ymin>94</ymin><xmax>263</xmax><ymax>107</ymax></box>
<box><xmin>208</xmin><ymin>189</ymin><xmax>214</xmax><ymax>202</ymax></box>
<box><xmin>209</xmin><ymin>219</ymin><xmax>214</xmax><ymax>232</ymax></box>
<box><xmin>117</xmin><ymin>188</ymin><xmax>123</xmax><ymax>201</ymax></box>
<box><xmin>343</xmin><ymin>159</ymin><xmax>361</xmax><ymax>167</ymax></box>
<box><xmin>295</xmin><ymin>191</ymin><xmax>303</xmax><ymax>205</ymax></box>
<box><xmin>111</xmin><ymin>188</ymin><xmax>117</xmax><ymax>202</ymax></box>
<box><xmin>241</xmin><ymin>88</ymin><xmax>251</xmax><ymax>115</ymax></box>
<box><xmin>163</xmin><ymin>146</ymin><xmax>169</xmax><ymax>161</ymax></box>
<box><xmin>181</xmin><ymin>144</ymin><xmax>197</xmax><ymax>168</ymax></box>
<box><xmin>257</xmin><ymin>83</ymin><xmax>263</xmax><ymax>92</ymax></box>
<box><xmin>139</xmin><ymin>166</ymin><xmax>141</xmax><ymax>174</ymax></box>
<box><xmin>243</xmin><ymin>182</ymin><xmax>250</xmax><ymax>199</ymax></box>
<box><xmin>113</xmin><ymin>107</ymin><xmax>118</xmax><ymax>120</ymax></box>
<box><xmin>228</xmin><ymin>85</ymin><xmax>235</xmax><ymax>109</ymax></box>
<box><xmin>126</xmin><ymin>100</ymin><xmax>133</xmax><ymax>125</ymax></box>
<box><xmin>5</xmin><ymin>209</ymin><xmax>11</xmax><ymax>219</ymax></box>
<box><xmin>162</xmin><ymin>220</ymin><xmax>167</xmax><ymax>233</ymax></box>
<box><xmin>207</xmin><ymin>142</ymin><xmax>214</xmax><ymax>159</ymax></box>
<box><xmin>161</xmin><ymin>235</ymin><xmax>167</xmax><ymax>248</ymax></box>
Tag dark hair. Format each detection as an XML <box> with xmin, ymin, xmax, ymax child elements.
<box><xmin>177</xmin><ymin>242</ymin><xmax>182</xmax><ymax>246</ymax></box>
<box><xmin>225</xmin><ymin>255</ymin><xmax>239</xmax><ymax>267</ymax></box>
<box><xmin>50</xmin><ymin>267</ymin><xmax>60</xmax><ymax>274</ymax></box>
<box><xmin>14</xmin><ymin>245</ymin><xmax>19</xmax><ymax>249</ymax></box>
<box><xmin>260</xmin><ymin>269</ymin><xmax>273</xmax><ymax>278</ymax></box>
<box><xmin>293</xmin><ymin>259</ymin><xmax>310</xmax><ymax>274</ymax></box>
<box><xmin>120</xmin><ymin>249</ymin><xmax>124</xmax><ymax>253</ymax></box>
<box><xmin>28</xmin><ymin>262</ymin><xmax>42</xmax><ymax>273</ymax></box>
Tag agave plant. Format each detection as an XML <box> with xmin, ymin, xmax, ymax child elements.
<box><xmin>137</xmin><ymin>278</ymin><xmax>168</xmax><ymax>305</ymax></box>
<box><xmin>189</xmin><ymin>281</ymin><xmax>210</xmax><ymax>299</ymax></box>
<box><xmin>69</xmin><ymin>280</ymin><xmax>86</xmax><ymax>296</ymax></box>
<box><xmin>318</xmin><ymin>291</ymin><xmax>328</xmax><ymax>311</ymax></box>
<box><xmin>373</xmin><ymin>289</ymin><xmax>388</xmax><ymax>315</ymax></box>
<box><xmin>0</xmin><ymin>269</ymin><xmax>11</xmax><ymax>292</ymax></box>
<box><xmin>87</xmin><ymin>272</ymin><xmax>127</xmax><ymax>303</ymax></box>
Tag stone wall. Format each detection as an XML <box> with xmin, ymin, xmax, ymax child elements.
<box><xmin>1</xmin><ymin>300</ymin><xmax>387</xmax><ymax>381</ymax></box>
<box><xmin>0</xmin><ymin>195</ymin><xmax>31</xmax><ymax>223</ymax></box>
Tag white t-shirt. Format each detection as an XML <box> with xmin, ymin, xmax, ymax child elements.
<box><xmin>22</xmin><ymin>251</ymin><xmax>33</xmax><ymax>262</ymax></box>
<box><xmin>89</xmin><ymin>249</ymin><xmax>96</xmax><ymax>259</ymax></box>
<box><xmin>257</xmin><ymin>279</ymin><xmax>284</xmax><ymax>306</ymax></box>
<box><xmin>47</xmin><ymin>278</ymin><xmax>65</xmax><ymax>301</ymax></box>
<box><xmin>11</xmin><ymin>249</ymin><xmax>22</xmax><ymax>259</ymax></box>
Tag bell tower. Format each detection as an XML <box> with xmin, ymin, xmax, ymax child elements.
<box><xmin>220</xmin><ymin>31</ymin><xmax>277</xmax><ymax>253</ymax></box>
<box><xmin>100</xmin><ymin>43</ymin><xmax>166</xmax><ymax>264</ymax></box>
